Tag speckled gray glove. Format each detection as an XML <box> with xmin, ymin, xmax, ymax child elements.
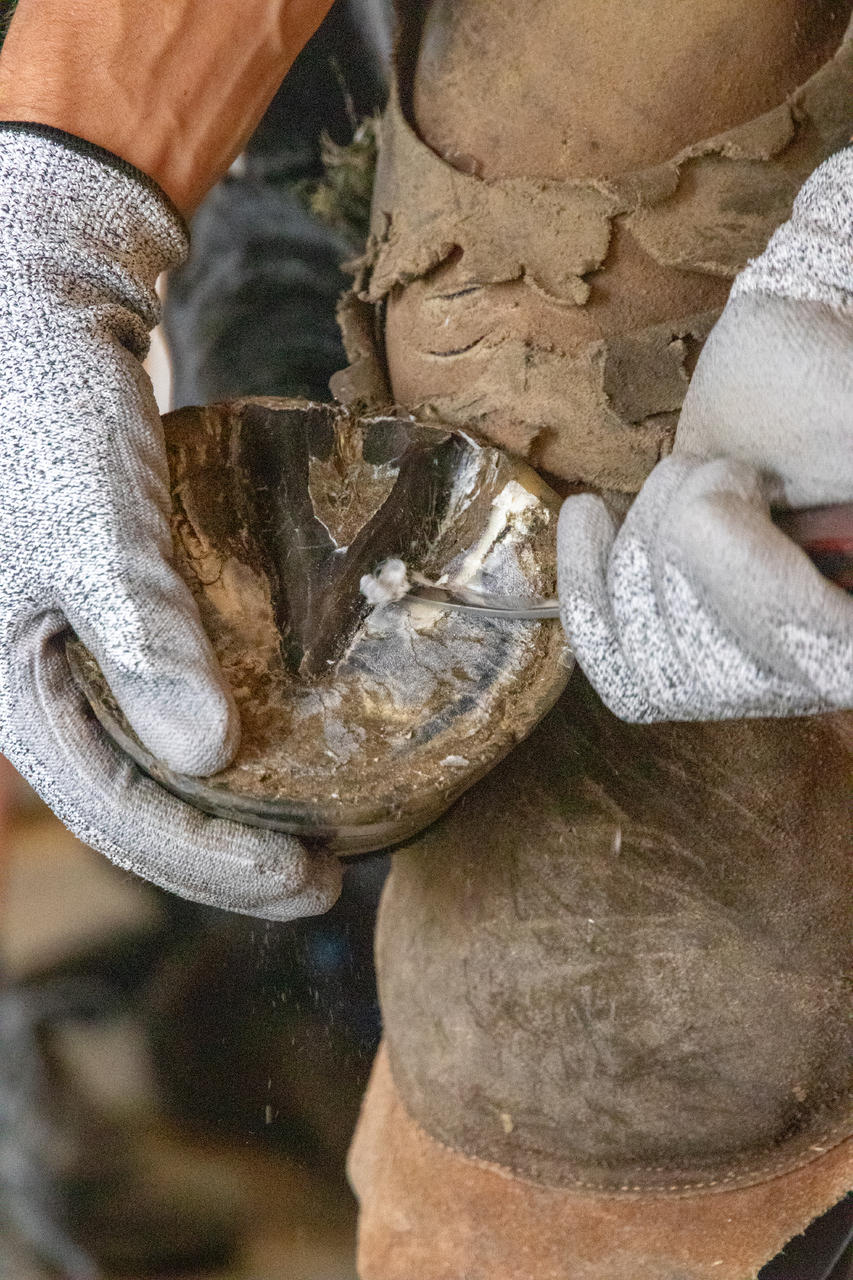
<box><xmin>0</xmin><ymin>126</ymin><xmax>340</xmax><ymax>918</ymax></box>
<box><xmin>558</xmin><ymin>147</ymin><xmax>853</xmax><ymax>722</ymax></box>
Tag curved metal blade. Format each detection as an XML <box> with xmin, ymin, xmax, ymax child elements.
<box><xmin>404</xmin><ymin>583</ymin><xmax>560</xmax><ymax>620</ymax></box>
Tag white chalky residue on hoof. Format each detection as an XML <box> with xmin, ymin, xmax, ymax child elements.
<box><xmin>360</xmin><ymin>557</ymin><xmax>411</xmax><ymax>606</ymax></box>
<box><xmin>360</xmin><ymin>483</ymin><xmax>545</xmax><ymax>613</ymax></box>
<box><xmin>289</xmin><ymin>687</ymin><xmax>366</xmax><ymax>766</ymax></box>
<box><xmin>453</xmin><ymin>481</ymin><xmax>542</xmax><ymax>589</ymax></box>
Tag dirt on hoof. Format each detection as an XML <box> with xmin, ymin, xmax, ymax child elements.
<box><xmin>70</xmin><ymin>399</ymin><xmax>570</xmax><ymax>855</ymax></box>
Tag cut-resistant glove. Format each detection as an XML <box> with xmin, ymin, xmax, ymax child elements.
<box><xmin>557</xmin><ymin>146</ymin><xmax>853</xmax><ymax>722</ymax></box>
<box><xmin>0</xmin><ymin>126</ymin><xmax>341</xmax><ymax>918</ymax></box>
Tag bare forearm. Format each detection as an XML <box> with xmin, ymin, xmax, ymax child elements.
<box><xmin>0</xmin><ymin>0</ymin><xmax>334</xmax><ymax>213</ymax></box>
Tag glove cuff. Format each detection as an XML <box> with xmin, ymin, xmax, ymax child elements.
<box><xmin>0</xmin><ymin>123</ymin><xmax>189</xmax><ymax>289</ymax></box>
<box><xmin>732</xmin><ymin>146</ymin><xmax>853</xmax><ymax>310</ymax></box>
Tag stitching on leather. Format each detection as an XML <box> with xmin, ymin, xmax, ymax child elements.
<box><xmin>419</xmin><ymin>1105</ymin><xmax>852</xmax><ymax>1198</ymax></box>
<box><xmin>384</xmin><ymin>1048</ymin><xmax>853</xmax><ymax>1197</ymax></box>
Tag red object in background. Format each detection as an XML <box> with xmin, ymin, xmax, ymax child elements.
<box><xmin>777</xmin><ymin>502</ymin><xmax>853</xmax><ymax>593</ymax></box>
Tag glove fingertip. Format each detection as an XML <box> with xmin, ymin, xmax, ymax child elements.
<box><xmin>146</xmin><ymin>676</ymin><xmax>241</xmax><ymax>777</ymax></box>
<box><xmin>557</xmin><ymin>493</ymin><xmax>618</xmax><ymax>592</ymax></box>
<box><xmin>252</xmin><ymin>851</ymin><xmax>344</xmax><ymax>922</ymax></box>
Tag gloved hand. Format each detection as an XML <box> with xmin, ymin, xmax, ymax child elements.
<box><xmin>0</xmin><ymin>126</ymin><xmax>341</xmax><ymax>919</ymax></box>
<box><xmin>557</xmin><ymin>146</ymin><xmax>853</xmax><ymax>722</ymax></box>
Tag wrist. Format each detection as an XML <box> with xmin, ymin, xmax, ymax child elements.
<box><xmin>0</xmin><ymin>0</ymin><xmax>334</xmax><ymax>214</ymax></box>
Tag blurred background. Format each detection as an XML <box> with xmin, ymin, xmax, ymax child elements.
<box><xmin>1</xmin><ymin>758</ymin><xmax>387</xmax><ymax>1278</ymax></box>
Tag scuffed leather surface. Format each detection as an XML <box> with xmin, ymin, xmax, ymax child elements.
<box><xmin>376</xmin><ymin>673</ymin><xmax>852</xmax><ymax>1191</ymax></box>
<box><xmin>349</xmin><ymin>1044</ymin><xmax>853</xmax><ymax>1280</ymax></box>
